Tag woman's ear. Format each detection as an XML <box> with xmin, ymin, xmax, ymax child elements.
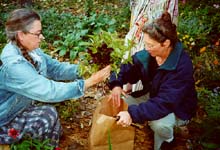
<box><xmin>163</xmin><ymin>39</ymin><xmax>171</xmax><ymax>48</ymax></box>
<box><xmin>16</xmin><ymin>31</ymin><xmax>25</xmax><ymax>42</ymax></box>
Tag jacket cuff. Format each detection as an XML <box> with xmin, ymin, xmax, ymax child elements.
<box><xmin>108</xmin><ymin>80</ymin><xmax>123</xmax><ymax>90</ymax></box>
<box><xmin>128</xmin><ymin>105</ymin><xmax>145</xmax><ymax>124</ymax></box>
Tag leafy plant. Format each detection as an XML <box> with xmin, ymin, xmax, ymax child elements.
<box><xmin>78</xmin><ymin>31</ymin><xmax>134</xmax><ymax>78</ymax></box>
<box><xmin>178</xmin><ymin>5</ymin><xmax>212</xmax><ymax>54</ymax></box>
<box><xmin>197</xmin><ymin>87</ymin><xmax>220</xmax><ymax>119</ymax></box>
<box><xmin>178</xmin><ymin>2</ymin><xmax>220</xmax><ymax>87</ymax></box>
<box><xmin>40</xmin><ymin>8</ymin><xmax>118</xmax><ymax>60</ymax></box>
<box><xmin>193</xmin><ymin>44</ymin><xmax>220</xmax><ymax>87</ymax></box>
<box><xmin>54</xmin><ymin>100</ymin><xmax>80</xmax><ymax>121</ymax></box>
<box><xmin>40</xmin><ymin>8</ymin><xmax>79</xmax><ymax>44</ymax></box>
<box><xmin>192</xmin><ymin>87</ymin><xmax>220</xmax><ymax>149</ymax></box>
<box><xmin>0</xmin><ymin>3</ymin><xmax>13</xmax><ymax>52</ymax></box>
<box><xmin>80</xmin><ymin>12</ymin><xmax>117</xmax><ymax>34</ymax></box>
<box><xmin>84</xmin><ymin>0</ymin><xmax>94</xmax><ymax>16</ymax></box>
<box><xmin>53</xmin><ymin>30</ymin><xmax>88</xmax><ymax>60</ymax></box>
<box><xmin>11</xmin><ymin>138</ymin><xmax>54</xmax><ymax>150</ymax></box>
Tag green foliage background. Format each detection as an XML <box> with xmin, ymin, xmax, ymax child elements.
<box><xmin>0</xmin><ymin>0</ymin><xmax>220</xmax><ymax>149</ymax></box>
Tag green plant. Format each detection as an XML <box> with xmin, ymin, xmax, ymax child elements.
<box><xmin>11</xmin><ymin>138</ymin><xmax>54</xmax><ymax>150</ymax></box>
<box><xmin>197</xmin><ymin>87</ymin><xmax>220</xmax><ymax>119</ymax></box>
<box><xmin>40</xmin><ymin>8</ymin><xmax>79</xmax><ymax>44</ymax></box>
<box><xmin>108</xmin><ymin>129</ymin><xmax>112</xmax><ymax>150</ymax></box>
<box><xmin>0</xmin><ymin>3</ymin><xmax>12</xmax><ymax>52</ymax></box>
<box><xmin>78</xmin><ymin>31</ymin><xmax>134</xmax><ymax>78</ymax></box>
<box><xmin>53</xmin><ymin>30</ymin><xmax>88</xmax><ymax>61</ymax></box>
<box><xmin>192</xmin><ymin>87</ymin><xmax>220</xmax><ymax>149</ymax></box>
<box><xmin>178</xmin><ymin>5</ymin><xmax>211</xmax><ymax>54</ymax></box>
<box><xmin>193</xmin><ymin>45</ymin><xmax>220</xmax><ymax>87</ymax></box>
<box><xmin>80</xmin><ymin>12</ymin><xmax>117</xmax><ymax>34</ymax></box>
<box><xmin>178</xmin><ymin>2</ymin><xmax>220</xmax><ymax>87</ymax></box>
<box><xmin>84</xmin><ymin>0</ymin><xmax>94</xmax><ymax>16</ymax></box>
<box><xmin>178</xmin><ymin>2</ymin><xmax>220</xmax><ymax>56</ymax></box>
<box><xmin>54</xmin><ymin>100</ymin><xmax>80</xmax><ymax>121</ymax></box>
<box><xmin>40</xmin><ymin>8</ymin><xmax>118</xmax><ymax>60</ymax></box>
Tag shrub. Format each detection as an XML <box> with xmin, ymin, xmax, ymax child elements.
<box><xmin>178</xmin><ymin>2</ymin><xmax>220</xmax><ymax>85</ymax></box>
<box><xmin>192</xmin><ymin>87</ymin><xmax>220</xmax><ymax>149</ymax></box>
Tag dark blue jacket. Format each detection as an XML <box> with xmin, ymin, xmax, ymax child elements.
<box><xmin>109</xmin><ymin>42</ymin><xmax>197</xmax><ymax>123</ymax></box>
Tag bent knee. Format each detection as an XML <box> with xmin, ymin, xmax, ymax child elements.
<box><xmin>150</xmin><ymin>123</ymin><xmax>174</xmax><ymax>139</ymax></box>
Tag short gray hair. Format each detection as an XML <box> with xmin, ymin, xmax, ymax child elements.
<box><xmin>5</xmin><ymin>8</ymin><xmax>41</xmax><ymax>42</ymax></box>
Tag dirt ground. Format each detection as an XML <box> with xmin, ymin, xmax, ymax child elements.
<box><xmin>59</xmin><ymin>88</ymin><xmax>190</xmax><ymax>150</ymax></box>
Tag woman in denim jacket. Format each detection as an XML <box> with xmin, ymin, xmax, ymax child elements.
<box><xmin>0</xmin><ymin>8</ymin><xmax>110</xmax><ymax>148</ymax></box>
<box><xmin>109</xmin><ymin>12</ymin><xmax>197</xmax><ymax>150</ymax></box>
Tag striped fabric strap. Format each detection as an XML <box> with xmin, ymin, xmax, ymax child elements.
<box><xmin>166</xmin><ymin>0</ymin><xmax>171</xmax><ymax>11</ymax></box>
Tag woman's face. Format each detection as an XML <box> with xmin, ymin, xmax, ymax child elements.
<box><xmin>18</xmin><ymin>20</ymin><xmax>44</xmax><ymax>51</ymax></box>
<box><xmin>143</xmin><ymin>33</ymin><xmax>166</xmax><ymax>57</ymax></box>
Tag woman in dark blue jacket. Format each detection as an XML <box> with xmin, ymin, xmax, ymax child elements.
<box><xmin>109</xmin><ymin>12</ymin><xmax>197</xmax><ymax>150</ymax></box>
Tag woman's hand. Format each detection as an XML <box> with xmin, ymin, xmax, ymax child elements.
<box><xmin>109</xmin><ymin>86</ymin><xmax>127</xmax><ymax>107</ymax></box>
<box><xmin>116</xmin><ymin>111</ymin><xmax>132</xmax><ymax>127</ymax></box>
<box><xmin>85</xmin><ymin>65</ymin><xmax>111</xmax><ymax>89</ymax></box>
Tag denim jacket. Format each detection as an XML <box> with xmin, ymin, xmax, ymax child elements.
<box><xmin>0</xmin><ymin>42</ymin><xmax>85</xmax><ymax>126</ymax></box>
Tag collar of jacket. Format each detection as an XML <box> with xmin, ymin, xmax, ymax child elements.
<box><xmin>159</xmin><ymin>42</ymin><xmax>183</xmax><ymax>70</ymax></box>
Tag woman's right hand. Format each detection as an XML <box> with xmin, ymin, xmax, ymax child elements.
<box><xmin>116</xmin><ymin>111</ymin><xmax>132</xmax><ymax>127</ymax></box>
<box><xmin>109</xmin><ymin>86</ymin><xmax>127</xmax><ymax>107</ymax></box>
<box><xmin>85</xmin><ymin>65</ymin><xmax>111</xmax><ymax>89</ymax></box>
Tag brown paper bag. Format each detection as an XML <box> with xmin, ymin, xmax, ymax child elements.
<box><xmin>88</xmin><ymin>96</ymin><xmax>135</xmax><ymax>150</ymax></box>
<box><xmin>0</xmin><ymin>145</ymin><xmax>10</xmax><ymax>150</ymax></box>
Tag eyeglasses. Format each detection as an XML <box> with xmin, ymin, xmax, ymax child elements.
<box><xmin>144</xmin><ymin>42</ymin><xmax>161</xmax><ymax>49</ymax></box>
<box><xmin>26</xmin><ymin>31</ymin><xmax>43</xmax><ymax>38</ymax></box>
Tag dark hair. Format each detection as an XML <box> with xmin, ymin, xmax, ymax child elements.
<box><xmin>5</xmin><ymin>8</ymin><xmax>41</xmax><ymax>66</ymax></box>
<box><xmin>142</xmin><ymin>12</ymin><xmax>178</xmax><ymax>48</ymax></box>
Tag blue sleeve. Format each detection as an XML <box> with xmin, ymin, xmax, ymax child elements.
<box><xmin>109</xmin><ymin>50</ymin><xmax>149</xmax><ymax>89</ymax></box>
<box><xmin>109</xmin><ymin>61</ymin><xmax>142</xmax><ymax>89</ymax></box>
<box><xmin>4</xmin><ymin>59</ymin><xmax>85</xmax><ymax>102</ymax></box>
<box><xmin>41</xmin><ymin>51</ymin><xmax>81</xmax><ymax>81</ymax></box>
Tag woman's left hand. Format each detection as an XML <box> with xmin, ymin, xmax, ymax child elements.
<box><xmin>85</xmin><ymin>65</ymin><xmax>111</xmax><ymax>89</ymax></box>
<box><xmin>116</xmin><ymin>111</ymin><xmax>132</xmax><ymax>127</ymax></box>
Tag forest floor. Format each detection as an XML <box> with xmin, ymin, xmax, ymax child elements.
<box><xmin>58</xmin><ymin>87</ymin><xmax>193</xmax><ymax>150</ymax></box>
